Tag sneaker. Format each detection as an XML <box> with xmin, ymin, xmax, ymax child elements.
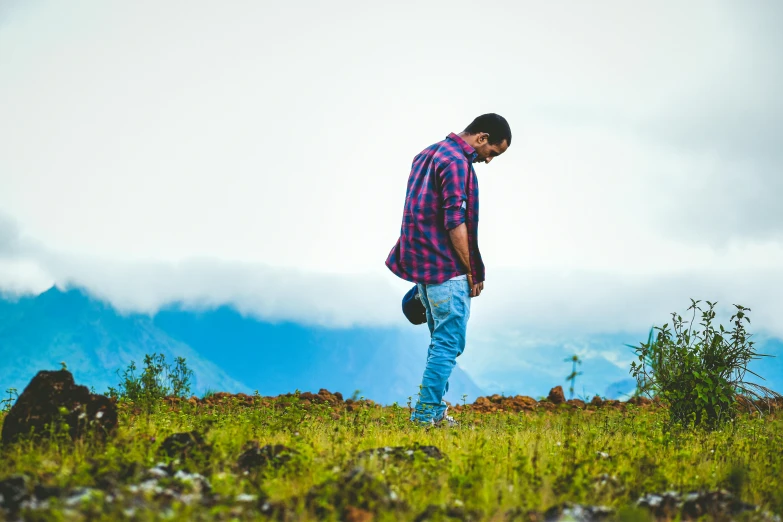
<box><xmin>434</xmin><ymin>413</ymin><xmax>459</xmax><ymax>427</ymax></box>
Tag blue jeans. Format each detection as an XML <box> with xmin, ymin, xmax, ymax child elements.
<box><xmin>411</xmin><ymin>279</ymin><xmax>471</xmax><ymax>423</ymax></box>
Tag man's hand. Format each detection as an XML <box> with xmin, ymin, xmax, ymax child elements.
<box><xmin>466</xmin><ymin>274</ymin><xmax>483</xmax><ymax>298</ymax></box>
<box><xmin>450</xmin><ymin>224</ymin><xmax>483</xmax><ymax>297</ymax></box>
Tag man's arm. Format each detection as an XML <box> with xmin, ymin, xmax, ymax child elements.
<box><xmin>448</xmin><ymin>223</ymin><xmax>483</xmax><ymax>297</ymax></box>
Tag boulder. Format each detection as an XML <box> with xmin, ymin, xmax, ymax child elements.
<box><xmin>0</xmin><ymin>475</ymin><xmax>29</xmax><ymax>515</ymax></box>
<box><xmin>354</xmin><ymin>445</ymin><xmax>444</xmax><ymax>462</ymax></box>
<box><xmin>1</xmin><ymin>370</ymin><xmax>117</xmax><ymax>444</ymax></box>
<box><xmin>305</xmin><ymin>467</ymin><xmax>406</xmax><ymax>519</ymax></box>
<box><xmin>158</xmin><ymin>430</ymin><xmax>211</xmax><ymax>463</ymax></box>
<box><xmin>547</xmin><ymin>386</ymin><xmax>566</xmax><ymax>405</ymax></box>
<box><xmin>626</xmin><ymin>396</ymin><xmax>652</xmax><ymax>406</ymax></box>
<box><xmin>237</xmin><ymin>443</ymin><xmax>298</xmax><ymax>473</ymax></box>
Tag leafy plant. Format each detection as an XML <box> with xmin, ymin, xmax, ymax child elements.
<box><xmin>1</xmin><ymin>387</ymin><xmax>18</xmax><ymax>413</ymax></box>
<box><xmin>564</xmin><ymin>355</ymin><xmax>583</xmax><ymax>400</ymax></box>
<box><xmin>107</xmin><ymin>353</ymin><xmax>194</xmax><ymax>404</ymax></box>
<box><xmin>629</xmin><ymin>299</ymin><xmax>781</xmax><ymax>429</ymax></box>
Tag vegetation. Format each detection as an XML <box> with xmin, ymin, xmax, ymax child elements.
<box><xmin>629</xmin><ymin>300</ymin><xmax>781</xmax><ymax>430</ymax></box>
<box><xmin>1</xmin><ymin>298</ymin><xmax>781</xmax><ymax>520</ymax></box>
<box><xmin>107</xmin><ymin>353</ymin><xmax>194</xmax><ymax>406</ymax></box>
<box><xmin>564</xmin><ymin>354</ymin><xmax>583</xmax><ymax>401</ymax></box>
<box><xmin>0</xmin><ymin>394</ymin><xmax>781</xmax><ymax>520</ymax></box>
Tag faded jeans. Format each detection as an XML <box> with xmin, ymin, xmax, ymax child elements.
<box><xmin>411</xmin><ymin>278</ymin><xmax>471</xmax><ymax>423</ymax></box>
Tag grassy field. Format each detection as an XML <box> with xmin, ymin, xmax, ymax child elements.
<box><xmin>1</xmin><ymin>393</ymin><xmax>781</xmax><ymax>521</ymax></box>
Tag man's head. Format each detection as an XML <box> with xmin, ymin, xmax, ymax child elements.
<box><xmin>459</xmin><ymin>113</ymin><xmax>511</xmax><ymax>164</ymax></box>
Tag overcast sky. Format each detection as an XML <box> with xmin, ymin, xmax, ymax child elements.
<box><xmin>2</xmin><ymin>1</ymin><xmax>782</xmax><ymax>380</ymax></box>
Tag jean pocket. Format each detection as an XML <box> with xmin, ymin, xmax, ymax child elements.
<box><xmin>426</xmin><ymin>282</ymin><xmax>453</xmax><ymax>320</ymax></box>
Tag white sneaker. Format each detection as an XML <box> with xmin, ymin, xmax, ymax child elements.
<box><xmin>434</xmin><ymin>407</ymin><xmax>458</xmax><ymax>427</ymax></box>
<box><xmin>434</xmin><ymin>413</ymin><xmax>459</xmax><ymax>427</ymax></box>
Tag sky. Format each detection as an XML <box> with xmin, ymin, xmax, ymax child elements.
<box><xmin>1</xmin><ymin>1</ymin><xmax>782</xmax><ymax>391</ymax></box>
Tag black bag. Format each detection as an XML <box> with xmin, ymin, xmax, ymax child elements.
<box><xmin>401</xmin><ymin>285</ymin><xmax>427</xmax><ymax>325</ymax></box>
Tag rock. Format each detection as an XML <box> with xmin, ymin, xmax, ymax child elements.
<box><xmin>547</xmin><ymin>386</ymin><xmax>566</xmax><ymax>405</ymax></box>
<box><xmin>300</xmin><ymin>389</ymin><xmax>343</xmax><ymax>406</ymax></box>
<box><xmin>567</xmin><ymin>399</ymin><xmax>586</xmax><ymax>408</ymax></box>
<box><xmin>0</xmin><ymin>370</ymin><xmax>118</xmax><ymax>444</ymax></box>
<box><xmin>415</xmin><ymin>504</ymin><xmax>482</xmax><ymax>521</ymax></box>
<box><xmin>466</xmin><ymin>395</ymin><xmax>538</xmax><ymax>413</ymax></box>
<box><xmin>474</xmin><ymin>397</ymin><xmax>491</xmax><ymax>408</ymax></box>
<box><xmin>158</xmin><ymin>430</ymin><xmax>211</xmax><ymax>465</ymax></box>
<box><xmin>590</xmin><ymin>396</ymin><xmax>603</xmax><ymax>406</ymax></box>
<box><xmin>305</xmin><ymin>467</ymin><xmax>406</xmax><ymax>519</ymax></box>
<box><xmin>355</xmin><ymin>445</ymin><xmax>444</xmax><ymax>462</ymax></box>
<box><xmin>0</xmin><ymin>475</ymin><xmax>29</xmax><ymax>514</ymax></box>
<box><xmin>345</xmin><ymin>505</ymin><xmax>375</xmax><ymax>522</ymax></box>
<box><xmin>505</xmin><ymin>507</ymin><xmax>543</xmax><ymax>521</ymax></box>
<box><xmin>626</xmin><ymin>396</ymin><xmax>652</xmax><ymax>406</ymax></box>
<box><xmin>63</xmin><ymin>487</ymin><xmax>101</xmax><ymax>507</ymax></box>
<box><xmin>237</xmin><ymin>443</ymin><xmax>298</xmax><ymax>472</ymax></box>
<box><xmin>33</xmin><ymin>483</ymin><xmax>64</xmax><ymax>501</ymax></box>
<box><xmin>637</xmin><ymin>490</ymin><xmax>760</xmax><ymax>520</ymax></box>
<box><xmin>542</xmin><ymin>502</ymin><xmax>613</xmax><ymax>521</ymax></box>
<box><xmin>592</xmin><ymin>474</ymin><xmax>619</xmax><ymax>491</ymax></box>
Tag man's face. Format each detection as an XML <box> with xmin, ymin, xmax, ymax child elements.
<box><xmin>473</xmin><ymin>134</ymin><xmax>509</xmax><ymax>164</ymax></box>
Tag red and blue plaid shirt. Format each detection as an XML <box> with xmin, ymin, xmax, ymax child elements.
<box><xmin>386</xmin><ymin>133</ymin><xmax>485</xmax><ymax>285</ymax></box>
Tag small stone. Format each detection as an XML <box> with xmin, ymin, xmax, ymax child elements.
<box><xmin>0</xmin><ymin>475</ymin><xmax>29</xmax><ymax>513</ymax></box>
<box><xmin>237</xmin><ymin>443</ymin><xmax>298</xmax><ymax>472</ymax></box>
<box><xmin>354</xmin><ymin>445</ymin><xmax>444</xmax><ymax>462</ymax></box>
<box><xmin>547</xmin><ymin>386</ymin><xmax>566</xmax><ymax>405</ymax></box>
<box><xmin>158</xmin><ymin>430</ymin><xmax>211</xmax><ymax>465</ymax></box>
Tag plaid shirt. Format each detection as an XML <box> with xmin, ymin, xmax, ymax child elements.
<box><xmin>385</xmin><ymin>133</ymin><xmax>485</xmax><ymax>285</ymax></box>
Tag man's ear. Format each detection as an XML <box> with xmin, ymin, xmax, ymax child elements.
<box><xmin>477</xmin><ymin>132</ymin><xmax>490</xmax><ymax>145</ymax></box>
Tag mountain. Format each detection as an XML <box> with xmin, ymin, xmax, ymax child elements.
<box><xmin>604</xmin><ymin>379</ymin><xmax>637</xmax><ymax>400</ymax></box>
<box><xmin>465</xmin><ymin>330</ymin><xmax>783</xmax><ymax>400</ymax></box>
<box><xmin>3</xmin><ymin>286</ymin><xmax>777</xmax><ymax>405</ymax></box>
<box><xmin>152</xmin><ymin>305</ymin><xmax>484</xmax><ymax>405</ymax></box>
<box><xmin>0</xmin><ymin>287</ymin><xmax>248</xmax><ymax>396</ymax></box>
<box><xmin>0</xmin><ymin>287</ymin><xmax>484</xmax><ymax>405</ymax></box>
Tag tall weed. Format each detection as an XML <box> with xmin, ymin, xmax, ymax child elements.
<box><xmin>630</xmin><ymin>299</ymin><xmax>781</xmax><ymax>429</ymax></box>
<box><xmin>107</xmin><ymin>353</ymin><xmax>194</xmax><ymax>406</ymax></box>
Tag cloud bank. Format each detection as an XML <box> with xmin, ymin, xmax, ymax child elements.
<box><xmin>1</xmin><ymin>1</ymin><xmax>782</xmax><ymax>388</ymax></box>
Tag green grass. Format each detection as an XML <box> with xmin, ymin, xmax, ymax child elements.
<box><xmin>1</xmin><ymin>397</ymin><xmax>781</xmax><ymax>521</ymax></box>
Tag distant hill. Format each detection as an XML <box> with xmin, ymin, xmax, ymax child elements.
<box><xmin>0</xmin><ymin>287</ymin><xmax>484</xmax><ymax>405</ymax></box>
<box><xmin>463</xmin><ymin>331</ymin><xmax>783</xmax><ymax>400</ymax></box>
<box><xmin>152</xmin><ymin>305</ymin><xmax>484</xmax><ymax>405</ymax></box>
<box><xmin>2</xmin><ymin>286</ymin><xmax>778</xmax><ymax>405</ymax></box>
<box><xmin>604</xmin><ymin>379</ymin><xmax>637</xmax><ymax>400</ymax></box>
<box><xmin>0</xmin><ymin>287</ymin><xmax>248</xmax><ymax>397</ymax></box>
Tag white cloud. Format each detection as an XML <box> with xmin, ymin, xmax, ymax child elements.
<box><xmin>1</xmin><ymin>1</ymin><xmax>782</xmax><ymax>386</ymax></box>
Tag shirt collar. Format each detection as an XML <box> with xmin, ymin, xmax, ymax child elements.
<box><xmin>447</xmin><ymin>132</ymin><xmax>477</xmax><ymax>162</ymax></box>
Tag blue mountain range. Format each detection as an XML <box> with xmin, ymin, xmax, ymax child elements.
<box><xmin>0</xmin><ymin>287</ymin><xmax>482</xmax><ymax>405</ymax></box>
<box><xmin>1</xmin><ymin>287</ymin><xmax>780</xmax><ymax>404</ymax></box>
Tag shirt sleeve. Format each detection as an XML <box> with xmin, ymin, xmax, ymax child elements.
<box><xmin>438</xmin><ymin>160</ymin><xmax>467</xmax><ymax>230</ymax></box>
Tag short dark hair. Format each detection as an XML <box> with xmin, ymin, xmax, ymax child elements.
<box><xmin>464</xmin><ymin>113</ymin><xmax>512</xmax><ymax>146</ymax></box>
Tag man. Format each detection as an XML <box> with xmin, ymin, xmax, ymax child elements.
<box><xmin>385</xmin><ymin>113</ymin><xmax>511</xmax><ymax>426</ymax></box>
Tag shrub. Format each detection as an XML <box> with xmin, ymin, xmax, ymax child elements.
<box><xmin>1</xmin><ymin>387</ymin><xmax>18</xmax><ymax>413</ymax></box>
<box><xmin>629</xmin><ymin>299</ymin><xmax>781</xmax><ymax>429</ymax></box>
<box><xmin>107</xmin><ymin>353</ymin><xmax>194</xmax><ymax>404</ymax></box>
